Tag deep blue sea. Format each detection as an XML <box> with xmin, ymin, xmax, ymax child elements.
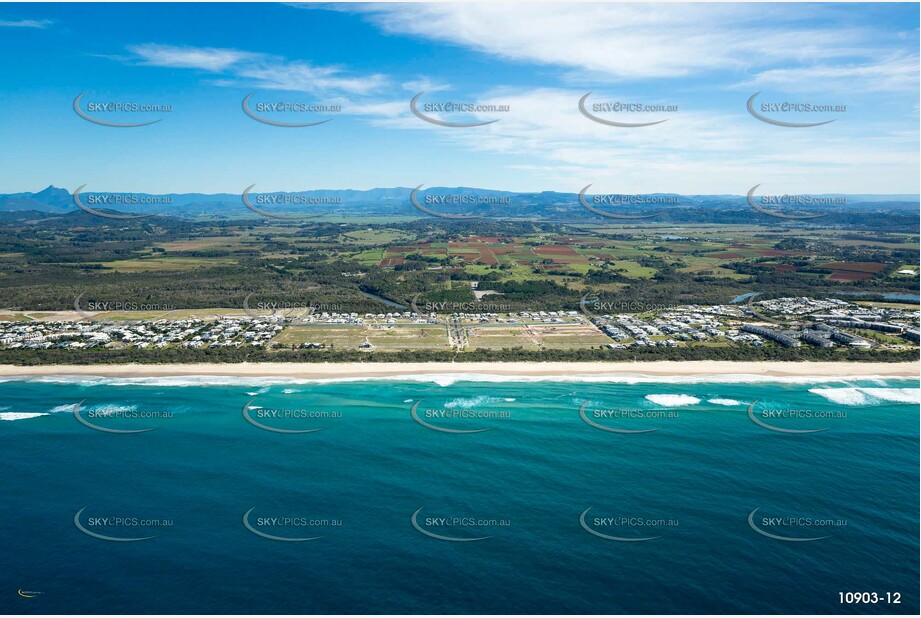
<box><xmin>1</xmin><ymin>374</ymin><xmax>918</xmax><ymax>614</ymax></box>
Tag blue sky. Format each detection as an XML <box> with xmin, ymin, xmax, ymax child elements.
<box><xmin>0</xmin><ymin>2</ymin><xmax>918</xmax><ymax>195</ymax></box>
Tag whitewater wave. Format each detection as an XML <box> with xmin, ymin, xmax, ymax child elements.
<box><xmin>443</xmin><ymin>395</ymin><xmax>501</xmax><ymax>409</ymax></box>
<box><xmin>83</xmin><ymin>404</ymin><xmax>138</xmax><ymax>417</ymax></box>
<box><xmin>810</xmin><ymin>387</ymin><xmax>921</xmax><ymax>406</ymax></box>
<box><xmin>860</xmin><ymin>388</ymin><xmax>921</xmax><ymax>404</ymax></box>
<box><xmin>0</xmin><ymin>412</ymin><xmax>49</xmax><ymax>421</ymax></box>
<box><xmin>645</xmin><ymin>394</ymin><xmax>700</xmax><ymax>406</ymax></box>
<box><xmin>708</xmin><ymin>398</ymin><xmax>742</xmax><ymax>406</ymax></box>
<box><xmin>49</xmin><ymin>403</ymin><xmax>78</xmax><ymax>413</ymax></box>
<box><xmin>809</xmin><ymin>388</ymin><xmax>868</xmax><ymax>406</ymax></box>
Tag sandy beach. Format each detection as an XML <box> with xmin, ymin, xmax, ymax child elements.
<box><xmin>0</xmin><ymin>361</ymin><xmax>917</xmax><ymax>380</ymax></box>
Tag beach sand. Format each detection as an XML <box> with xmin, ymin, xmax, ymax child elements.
<box><xmin>0</xmin><ymin>361</ymin><xmax>917</xmax><ymax>380</ymax></box>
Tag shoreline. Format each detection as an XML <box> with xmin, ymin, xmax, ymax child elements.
<box><xmin>0</xmin><ymin>361</ymin><xmax>917</xmax><ymax>381</ymax></box>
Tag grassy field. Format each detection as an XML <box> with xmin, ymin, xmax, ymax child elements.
<box><xmin>341</xmin><ymin>229</ymin><xmax>414</xmax><ymax>244</ymax></box>
<box><xmin>271</xmin><ymin>324</ymin><xmax>452</xmax><ymax>350</ymax></box>
<box><xmin>466</xmin><ymin>322</ymin><xmax>610</xmax><ymax>350</ymax></box>
<box><xmin>101</xmin><ymin>257</ymin><xmax>238</xmax><ymax>273</ymax></box>
<box><xmin>154</xmin><ymin>236</ymin><xmax>249</xmax><ymax>252</ymax></box>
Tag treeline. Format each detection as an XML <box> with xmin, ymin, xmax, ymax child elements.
<box><xmin>1</xmin><ymin>347</ymin><xmax>916</xmax><ymax>366</ymax></box>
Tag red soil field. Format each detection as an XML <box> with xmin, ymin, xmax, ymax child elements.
<box><xmin>453</xmin><ymin>253</ymin><xmax>482</xmax><ymax>262</ymax></box>
<box><xmin>820</xmin><ymin>262</ymin><xmax>886</xmax><ymax>273</ymax></box>
<box><xmin>534</xmin><ymin>245</ymin><xmax>579</xmax><ymax>255</ymax></box>
<box><xmin>829</xmin><ymin>271</ymin><xmax>874</xmax><ymax>281</ymax></box>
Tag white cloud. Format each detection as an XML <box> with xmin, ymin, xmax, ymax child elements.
<box><xmin>116</xmin><ymin>7</ymin><xmax>918</xmax><ymax>193</ymax></box>
<box><xmin>351</xmin><ymin>86</ymin><xmax>918</xmax><ymax>194</ymax></box>
<box><xmin>741</xmin><ymin>53</ymin><xmax>920</xmax><ymax>93</ymax></box>
<box><xmin>347</xmin><ymin>3</ymin><xmax>916</xmax><ymax>91</ymax></box>
<box><xmin>401</xmin><ymin>78</ymin><xmax>451</xmax><ymax>93</ymax></box>
<box><xmin>129</xmin><ymin>44</ymin><xmax>258</xmax><ymax>72</ymax></box>
<box><xmin>127</xmin><ymin>44</ymin><xmax>387</xmax><ymax>95</ymax></box>
<box><xmin>0</xmin><ymin>18</ymin><xmax>53</xmax><ymax>28</ymax></box>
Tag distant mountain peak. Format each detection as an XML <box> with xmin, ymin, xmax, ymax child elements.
<box><xmin>34</xmin><ymin>185</ymin><xmax>71</xmax><ymax>197</ymax></box>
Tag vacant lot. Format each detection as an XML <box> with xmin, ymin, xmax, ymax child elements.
<box><xmin>272</xmin><ymin>324</ymin><xmax>451</xmax><ymax>351</ymax></box>
<box><xmin>466</xmin><ymin>321</ymin><xmax>609</xmax><ymax>350</ymax></box>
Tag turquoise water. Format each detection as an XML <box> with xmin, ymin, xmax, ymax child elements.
<box><xmin>1</xmin><ymin>375</ymin><xmax>918</xmax><ymax>614</ymax></box>
<box><xmin>731</xmin><ymin>292</ymin><xmax>760</xmax><ymax>303</ymax></box>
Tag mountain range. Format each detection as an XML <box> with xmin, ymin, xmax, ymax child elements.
<box><xmin>1</xmin><ymin>185</ymin><xmax>918</xmax><ymax>223</ymax></box>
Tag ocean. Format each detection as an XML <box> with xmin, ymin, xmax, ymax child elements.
<box><xmin>1</xmin><ymin>374</ymin><xmax>918</xmax><ymax>614</ymax></box>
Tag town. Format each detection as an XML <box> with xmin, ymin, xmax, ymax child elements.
<box><xmin>1</xmin><ymin>297</ymin><xmax>917</xmax><ymax>354</ymax></box>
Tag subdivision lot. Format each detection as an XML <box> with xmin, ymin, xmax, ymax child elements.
<box><xmin>271</xmin><ymin>324</ymin><xmax>452</xmax><ymax>350</ymax></box>
<box><xmin>465</xmin><ymin>321</ymin><xmax>610</xmax><ymax>350</ymax></box>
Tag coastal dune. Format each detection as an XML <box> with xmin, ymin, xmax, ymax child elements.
<box><xmin>0</xmin><ymin>361</ymin><xmax>917</xmax><ymax>380</ymax></box>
